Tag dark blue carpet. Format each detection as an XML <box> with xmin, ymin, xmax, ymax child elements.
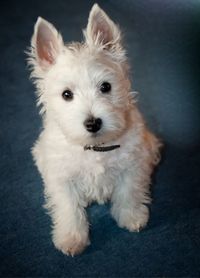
<box><xmin>0</xmin><ymin>0</ymin><xmax>200</xmax><ymax>276</ymax></box>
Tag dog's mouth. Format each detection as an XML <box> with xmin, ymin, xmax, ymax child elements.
<box><xmin>84</xmin><ymin>143</ymin><xmax>120</xmax><ymax>152</ymax></box>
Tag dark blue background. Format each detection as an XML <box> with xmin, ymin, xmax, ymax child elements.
<box><xmin>0</xmin><ymin>0</ymin><xmax>200</xmax><ymax>276</ymax></box>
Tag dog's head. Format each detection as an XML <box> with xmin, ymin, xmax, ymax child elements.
<box><xmin>28</xmin><ymin>4</ymin><xmax>134</xmax><ymax>146</ymax></box>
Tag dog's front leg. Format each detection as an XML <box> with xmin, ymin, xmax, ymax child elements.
<box><xmin>111</xmin><ymin>167</ymin><xmax>152</xmax><ymax>232</ymax></box>
<box><xmin>44</xmin><ymin>175</ymin><xmax>89</xmax><ymax>256</ymax></box>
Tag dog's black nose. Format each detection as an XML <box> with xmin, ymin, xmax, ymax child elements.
<box><xmin>84</xmin><ymin>117</ymin><xmax>102</xmax><ymax>133</ymax></box>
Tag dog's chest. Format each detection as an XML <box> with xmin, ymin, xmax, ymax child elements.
<box><xmin>74</xmin><ymin>151</ymin><xmax>121</xmax><ymax>204</ymax></box>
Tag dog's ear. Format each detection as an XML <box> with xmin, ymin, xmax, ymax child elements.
<box><xmin>29</xmin><ymin>17</ymin><xmax>64</xmax><ymax>71</ymax></box>
<box><xmin>85</xmin><ymin>4</ymin><xmax>124</xmax><ymax>55</ymax></box>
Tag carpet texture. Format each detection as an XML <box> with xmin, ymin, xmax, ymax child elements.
<box><xmin>0</xmin><ymin>0</ymin><xmax>200</xmax><ymax>276</ymax></box>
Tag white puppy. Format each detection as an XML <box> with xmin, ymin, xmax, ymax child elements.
<box><xmin>27</xmin><ymin>4</ymin><xmax>161</xmax><ymax>256</ymax></box>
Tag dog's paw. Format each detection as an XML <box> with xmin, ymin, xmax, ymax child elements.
<box><xmin>111</xmin><ymin>204</ymin><xmax>149</xmax><ymax>232</ymax></box>
<box><xmin>53</xmin><ymin>231</ymin><xmax>90</xmax><ymax>256</ymax></box>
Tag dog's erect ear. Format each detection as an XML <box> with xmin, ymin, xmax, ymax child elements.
<box><xmin>30</xmin><ymin>17</ymin><xmax>64</xmax><ymax>71</ymax></box>
<box><xmin>85</xmin><ymin>4</ymin><xmax>122</xmax><ymax>51</ymax></box>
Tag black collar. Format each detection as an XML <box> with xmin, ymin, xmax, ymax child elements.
<box><xmin>84</xmin><ymin>144</ymin><xmax>120</xmax><ymax>152</ymax></box>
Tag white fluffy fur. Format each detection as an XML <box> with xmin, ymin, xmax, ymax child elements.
<box><xmin>27</xmin><ymin>4</ymin><xmax>161</xmax><ymax>256</ymax></box>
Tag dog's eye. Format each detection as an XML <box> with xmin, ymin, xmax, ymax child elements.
<box><xmin>62</xmin><ymin>90</ymin><xmax>73</xmax><ymax>101</ymax></box>
<box><xmin>100</xmin><ymin>82</ymin><xmax>111</xmax><ymax>93</ymax></box>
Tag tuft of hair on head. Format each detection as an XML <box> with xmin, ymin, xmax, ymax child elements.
<box><xmin>26</xmin><ymin>17</ymin><xmax>64</xmax><ymax>80</ymax></box>
<box><xmin>84</xmin><ymin>3</ymin><xmax>127</xmax><ymax>63</ymax></box>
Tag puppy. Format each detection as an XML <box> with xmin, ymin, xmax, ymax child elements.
<box><xmin>27</xmin><ymin>4</ymin><xmax>161</xmax><ymax>256</ymax></box>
